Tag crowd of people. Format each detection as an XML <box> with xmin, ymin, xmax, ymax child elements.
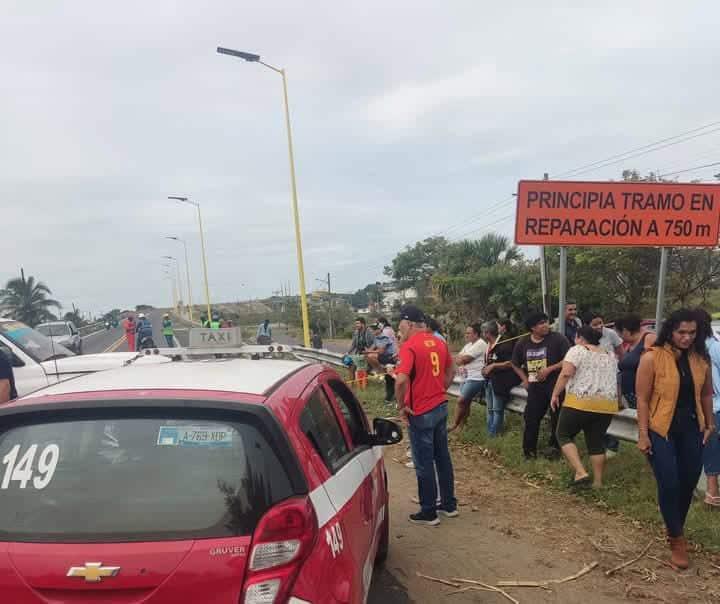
<box><xmin>352</xmin><ymin>302</ymin><xmax>719</xmax><ymax>570</ymax></box>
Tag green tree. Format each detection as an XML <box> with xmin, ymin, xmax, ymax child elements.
<box><xmin>0</xmin><ymin>275</ymin><xmax>61</xmax><ymax>326</ymax></box>
<box><xmin>384</xmin><ymin>236</ymin><xmax>449</xmax><ymax>297</ymax></box>
<box><xmin>349</xmin><ymin>283</ymin><xmax>384</xmax><ymax>309</ymax></box>
<box><xmin>63</xmin><ymin>310</ymin><xmax>86</xmax><ymax>327</ymax></box>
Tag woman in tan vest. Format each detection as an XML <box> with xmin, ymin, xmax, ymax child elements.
<box><xmin>636</xmin><ymin>309</ymin><xmax>716</xmax><ymax>570</ymax></box>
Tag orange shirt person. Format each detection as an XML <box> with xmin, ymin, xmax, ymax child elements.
<box><xmin>123</xmin><ymin>316</ymin><xmax>137</xmax><ymax>352</ymax></box>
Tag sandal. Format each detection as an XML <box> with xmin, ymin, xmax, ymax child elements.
<box><xmin>569</xmin><ymin>476</ymin><xmax>591</xmax><ymax>489</ymax></box>
<box><xmin>705</xmin><ymin>493</ymin><xmax>720</xmax><ymax>508</ymax></box>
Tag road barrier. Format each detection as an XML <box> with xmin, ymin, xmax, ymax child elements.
<box><xmin>293</xmin><ymin>346</ymin><xmax>640</xmax><ymax>442</ymax></box>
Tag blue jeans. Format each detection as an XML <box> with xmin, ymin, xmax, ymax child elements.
<box><xmin>648</xmin><ymin>407</ymin><xmax>703</xmax><ymax>538</ymax></box>
<box><xmin>165</xmin><ymin>335</ymin><xmax>174</xmax><ymax>347</ymax></box>
<box><xmin>485</xmin><ymin>383</ymin><xmax>507</xmax><ymax>436</ymax></box>
<box><xmin>408</xmin><ymin>402</ymin><xmax>456</xmax><ymax>515</ymax></box>
<box><xmin>704</xmin><ymin>411</ymin><xmax>720</xmax><ymax>477</ymax></box>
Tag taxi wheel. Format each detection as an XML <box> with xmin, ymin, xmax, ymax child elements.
<box><xmin>374</xmin><ymin>511</ymin><xmax>389</xmax><ymax>566</ymax></box>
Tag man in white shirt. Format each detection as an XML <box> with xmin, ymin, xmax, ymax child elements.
<box><xmin>589</xmin><ymin>312</ymin><xmax>624</xmax><ymax>359</ymax></box>
<box><xmin>450</xmin><ymin>323</ymin><xmax>488</xmax><ymax>432</ymax></box>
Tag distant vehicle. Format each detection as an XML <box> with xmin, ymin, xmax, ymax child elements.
<box><xmin>0</xmin><ymin>318</ymin><xmax>171</xmax><ymax>398</ymax></box>
<box><xmin>36</xmin><ymin>321</ymin><xmax>83</xmax><ymax>355</ymax></box>
<box><xmin>0</xmin><ymin>343</ymin><xmax>402</xmax><ymax>602</ymax></box>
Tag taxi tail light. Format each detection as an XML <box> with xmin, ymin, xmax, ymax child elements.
<box><xmin>243</xmin><ymin>496</ymin><xmax>317</xmax><ymax>604</ymax></box>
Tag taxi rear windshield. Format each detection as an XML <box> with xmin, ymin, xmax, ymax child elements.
<box><xmin>0</xmin><ymin>410</ymin><xmax>297</xmax><ymax>542</ymax></box>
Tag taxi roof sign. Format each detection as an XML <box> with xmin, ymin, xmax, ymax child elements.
<box><xmin>189</xmin><ymin>327</ymin><xmax>243</xmax><ymax>348</ymax></box>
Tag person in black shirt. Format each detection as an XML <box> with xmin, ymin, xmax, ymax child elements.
<box><xmin>0</xmin><ymin>349</ymin><xmax>18</xmax><ymax>403</ymax></box>
<box><xmin>481</xmin><ymin>320</ymin><xmax>520</xmax><ymax>436</ymax></box>
<box><xmin>512</xmin><ymin>311</ymin><xmax>570</xmax><ymax>459</ymax></box>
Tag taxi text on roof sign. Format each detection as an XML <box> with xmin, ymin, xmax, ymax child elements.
<box><xmin>514</xmin><ymin>180</ymin><xmax>720</xmax><ymax>247</ymax></box>
<box><xmin>188</xmin><ymin>327</ymin><xmax>243</xmax><ymax>348</ymax></box>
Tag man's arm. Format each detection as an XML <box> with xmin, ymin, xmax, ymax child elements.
<box><xmin>394</xmin><ymin>373</ymin><xmax>409</xmax><ymax>409</ymax></box>
<box><xmin>444</xmin><ymin>355</ymin><xmax>456</xmax><ymax>390</ymax></box>
<box><xmin>0</xmin><ymin>357</ymin><xmax>13</xmax><ymax>404</ymax></box>
<box><xmin>635</xmin><ymin>352</ymin><xmax>655</xmax><ymax>453</ymax></box>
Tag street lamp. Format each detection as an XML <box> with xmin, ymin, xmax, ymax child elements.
<box><xmin>166</xmin><ymin>236</ymin><xmax>194</xmax><ymax>323</ymax></box>
<box><xmin>168</xmin><ymin>195</ymin><xmax>212</xmax><ymax>324</ymax></box>
<box><xmin>161</xmin><ymin>268</ymin><xmax>178</xmax><ymax>313</ymax></box>
<box><xmin>162</xmin><ymin>255</ymin><xmax>184</xmax><ymax>315</ymax></box>
<box><xmin>217</xmin><ymin>46</ymin><xmax>311</xmax><ymax>347</ymax></box>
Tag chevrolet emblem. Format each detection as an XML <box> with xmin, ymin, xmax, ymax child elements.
<box><xmin>67</xmin><ymin>562</ymin><xmax>120</xmax><ymax>583</ymax></box>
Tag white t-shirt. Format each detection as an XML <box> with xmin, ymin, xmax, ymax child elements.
<box><xmin>599</xmin><ymin>327</ymin><xmax>622</xmax><ymax>355</ymax></box>
<box><xmin>564</xmin><ymin>345</ymin><xmax>618</xmax><ymax>401</ymax></box>
<box><xmin>458</xmin><ymin>339</ymin><xmax>488</xmax><ymax>381</ymax></box>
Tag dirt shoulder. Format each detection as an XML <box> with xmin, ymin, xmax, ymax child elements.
<box><xmin>381</xmin><ymin>441</ymin><xmax>720</xmax><ymax>604</ymax></box>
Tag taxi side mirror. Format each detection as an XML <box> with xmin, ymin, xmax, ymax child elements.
<box><xmin>368</xmin><ymin>417</ymin><xmax>403</xmax><ymax>446</ymax></box>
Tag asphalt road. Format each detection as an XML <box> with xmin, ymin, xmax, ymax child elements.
<box><xmin>80</xmin><ymin>312</ymin><xmax>411</xmax><ymax>602</ymax></box>
<box><xmin>82</xmin><ymin>310</ymin><xmax>192</xmax><ymax>354</ymax></box>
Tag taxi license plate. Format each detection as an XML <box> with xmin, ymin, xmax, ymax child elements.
<box><xmin>157</xmin><ymin>426</ymin><xmax>233</xmax><ymax>448</ymax></box>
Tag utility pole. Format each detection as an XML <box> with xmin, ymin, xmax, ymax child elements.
<box><xmin>315</xmin><ymin>273</ymin><xmax>334</xmax><ymax>338</ymax></box>
<box><xmin>539</xmin><ymin>173</ymin><xmax>551</xmax><ymax>316</ymax></box>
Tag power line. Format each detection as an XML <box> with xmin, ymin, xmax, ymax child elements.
<box><xmin>658</xmin><ymin>160</ymin><xmax>720</xmax><ymax>179</ymax></box>
<box><xmin>553</xmin><ymin>120</ymin><xmax>720</xmax><ymax>178</ymax></box>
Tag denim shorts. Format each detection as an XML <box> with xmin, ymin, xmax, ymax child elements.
<box><xmin>459</xmin><ymin>379</ymin><xmax>486</xmax><ymax>402</ymax></box>
<box><xmin>704</xmin><ymin>411</ymin><xmax>720</xmax><ymax>476</ymax></box>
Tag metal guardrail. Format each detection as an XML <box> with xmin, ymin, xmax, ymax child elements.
<box><xmin>294</xmin><ymin>345</ymin><xmax>708</xmax><ymax>494</ymax></box>
<box><xmin>294</xmin><ymin>346</ymin><xmax>640</xmax><ymax>443</ymax></box>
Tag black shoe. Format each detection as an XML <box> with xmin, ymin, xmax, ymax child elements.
<box><xmin>541</xmin><ymin>447</ymin><xmax>561</xmax><ymax>460</ymax></box>
<box><xmin>436</xmin><ymin>505</ymin><xmax>459</xmax><ymax>518</ymax></box>
<box><xmin>409</xmin><ymin>511</ymin><xmax>440</xmax><ymax>526</ymax></box>
<box><xmin>523</xmin><ymin>450</ymin><xmax>537</xmax><ymax>460</ymax></box>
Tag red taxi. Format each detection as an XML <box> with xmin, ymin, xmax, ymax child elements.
<box><xmin>0</xmin><ymin>353</ymin><xmax>402</xmax><ymax>603</ymax></box>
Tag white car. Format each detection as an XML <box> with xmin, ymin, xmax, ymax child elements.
<box><xmin>36</xmin><ymin>320</ymin><xmax>83</xmax><ymax>354</ymax></box>
<box><xmin>0</xmin><ymin>318</ymin><xmax>171</xmax><ymax>398</ymax></box>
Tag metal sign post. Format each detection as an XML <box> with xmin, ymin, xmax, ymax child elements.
<box><xmin>539</xmin><ymin>173</ymin><xmax>550</xmax><ymax>315</ymax></box>
<box><xmin>558</xmin><ymin>247</ymin><xmax>568</xmax><ymax>337</ymax></box>
<box><xmin>654</xmin><ymin>247</ymin><xmax>669</xmax><ymax>331</ymax></box>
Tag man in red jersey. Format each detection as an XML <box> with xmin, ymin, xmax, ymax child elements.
<box><xmin>395</xmin><ymin>305</ymin><xmax>457</xmax><ymax>526</ymax></box>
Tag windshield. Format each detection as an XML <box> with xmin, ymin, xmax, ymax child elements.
<box><xmin>0</xmin><ymin>411</ymin><xmax>296</xmax><ymax>542</ymax></box>
<box><xmin>0</xmin><ymin>321</ymin><xmax>75</xmax><ymax>363</ymax></box>
<box><xmin>36</xmin><ymin>323</ymin><xmax>71</xmax><ymax>337</ymax></box>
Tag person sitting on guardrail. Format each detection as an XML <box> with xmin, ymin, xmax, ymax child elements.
<box><xmin>615</xmin><ymin>314</ymin><xmax>656</xmax><ymax>410</ymax></box>
<box><xmin>256</xmin><ymin>319</ymin><xmax>272</xmax><ymax>345</ymax></box>
<box><xmin>512</xmin><ymin>311</ymin><xmax>570</xmax><ymax>460</ymax></box>
<box><xmin>636</xmin><ymin>309</ymin><xmax>716</xmax><ymax>570</ymax></box>
<box><xmin>346</xmin><ymin>318</ymin><xmax>375</xmax><ymax>381</ymax></box>
<box><xmin>449</xmin><ymin>323</ymin><xmax>487</xmax><ymax>433</ymax></box>
<box><xmin>550</xmin><ymin>325</ymin><xmax>619</xmax><ymax>489</ymax></box>
<box><xmin>695</xmin><ymin>309</ymin><xmax>720</xmax><ymax>509</ymax></box>
<box><xmin>366</xmin><ymin>323</ymin><xmax>397</xmax><ymax>404</ymax></box>
<box><xmin>481</xmin><ymin>320</ymin><xmax>520</xmax><ymax>437</ymax></box>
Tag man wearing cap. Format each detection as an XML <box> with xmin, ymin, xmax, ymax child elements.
<box><xmin>395</xmin><ymin>305</ymin><xmax>457</xmax><ymax>526</ymax></box>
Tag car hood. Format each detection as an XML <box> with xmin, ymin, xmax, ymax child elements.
<box><xmin>41</xmin><ymin>352</ymin><xmax>171</xmax><ymax>376</ymax></box>
<box><xmin>48</xmin><ymin>334</ymin><xmax>73</xmax><ymax>345</ymax></box>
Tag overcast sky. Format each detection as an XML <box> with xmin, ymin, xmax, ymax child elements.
<box><xmin>2</xmin><ymin>1</ymin><xmax>719</xmax><ymax>316</ymax></box>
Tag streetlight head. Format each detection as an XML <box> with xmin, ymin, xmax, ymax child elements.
<box><xmin>168</xmin><ymin>195</ymin><xmax>188</xmax><ymax>201</ymax></box>
<box><xmin>217</xmin><ymin>47</ymin><xmax>260</xmax><ymax>62</ymax></box>
<box><xmin>165</xmin><ymin>236</ymin><xmax>179</xmax><ymax>241</ymax></box>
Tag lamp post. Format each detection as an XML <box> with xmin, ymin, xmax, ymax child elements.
<box><xmin>166</xmin><ymin>236</ymin><xmax>194</xmax><ymax>323</ymax></box>
<box><xmin>217</xmin><ymin>46</ymin><xmax>311</xmax><ymax>347</ymax></box>
<box><xmin>162</xmin><ymin>255</ymin><xmax>184</xmax><ymax>316</ymax></box>
<box><xmin>168</xmin><ymin>195</ymin><xmax>212</xmax><ymax>324</ymax></box>
<box><xmin>161</xmin><ymin>268</ymin><xmax>177</xmax><ymax>313</ymax></box>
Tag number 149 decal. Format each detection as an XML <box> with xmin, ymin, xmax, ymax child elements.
<box><xmin>2</xmin><ymin>444</ymin><xmax>60</xmax><ymax>490</ymax></box>
<box><xmin>325</xmin><ymin>522</ymin><xmax>344</xmax><ymax>558</ymax></box>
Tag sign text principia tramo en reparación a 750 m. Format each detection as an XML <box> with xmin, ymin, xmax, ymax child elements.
<box><xmin>515</xmin><ymin>180</ymin><xmax>720</xmax><ymax>247</ymax></box>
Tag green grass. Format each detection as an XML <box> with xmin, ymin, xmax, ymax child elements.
<box><xmin>355</xmin><ymin>380</ymin><xmax>720</xmax><ymax>552</ymax></box>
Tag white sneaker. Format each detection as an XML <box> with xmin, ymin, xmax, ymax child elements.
<box><xmin>411</xmin><ymin>495</ymin><xmax>442</xmax><ymax>505</ymax></box>
<box><xmin>405</xmin><ymin>461</ymin><xmax>415</xmax><ymax>469</ymax></box>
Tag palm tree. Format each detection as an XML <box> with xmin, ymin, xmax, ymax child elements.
<box><xmin>0</xmin><ymin>275</ymin><xmax>61</xmax><ymax>326</ymax></box>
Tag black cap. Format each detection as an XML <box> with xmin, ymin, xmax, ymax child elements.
<box><xmin>399</xmin><ymin>304</ymin><xmax>425</xmax><ymax>323</ymax></box>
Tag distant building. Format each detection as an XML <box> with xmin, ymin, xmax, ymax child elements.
<box><xmin>379</xmin><ymin>283</ymin><xmax>417</xmax><ymax>313</ymax></box>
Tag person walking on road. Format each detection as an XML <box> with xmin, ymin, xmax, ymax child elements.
<box><xmin>123</xmin><ymin>315</ymin><xmax>137</xmax><ymax>352</ymax></box>
<box><xmin>636</xmin><ymin>309</ymin><xmax>715</xmax><ymax>570</ymax></box>
<box><xmin>449</xmin><ymin>323</ymin><xmax>487</xmax><ymax>433</ymax></box>
<box><xmin>0</xmin><ymin>348</ymin><xmax>18</xmax><ymax>403</ymax></box>
<box><xmin>695</xmin><ymin>309</ymin><xmax>720</xmax><ymax>509</ymax></box>
<box><xmin>513</xmin><ymin>311</ymin><xmax>570</xmax><ymax>459</ymax></box>
<box><xmin>135</xmin><ymin>313</ymin><xmax>154</xmax><ymax>350</ymax></box>
<box><xmin>256</xmin><ymin>319</ymin><xmax>272</xmax><ymax>345</ymax></box>
<box><xmin>162</xmin><ymin>314</ymin><xmax>175</xmax><ymax>347</ymax></box>
<box><xmin>395</xmin><ymin>305</ymin><xmax>457</xmax><ymax>526</ymax></box>
<box><xmin>551</xmin><ymin>326</ymin><xmax>620</xmax><ymax>488</ymax></box>
<box><xmin>482</xmin><ymin>320</ymin><xmax>520</xmax><ymax>437</ymax></box>
<box><xmin>615</xmin><ymin>314</ymin><xmax>656</xmax><ymax>410</ymax></box>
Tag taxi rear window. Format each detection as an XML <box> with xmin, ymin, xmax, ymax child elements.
<box><xmin>0</xmin><ymin>409</ymin><xmax>297</xmax><ymax>543</ymax></box>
